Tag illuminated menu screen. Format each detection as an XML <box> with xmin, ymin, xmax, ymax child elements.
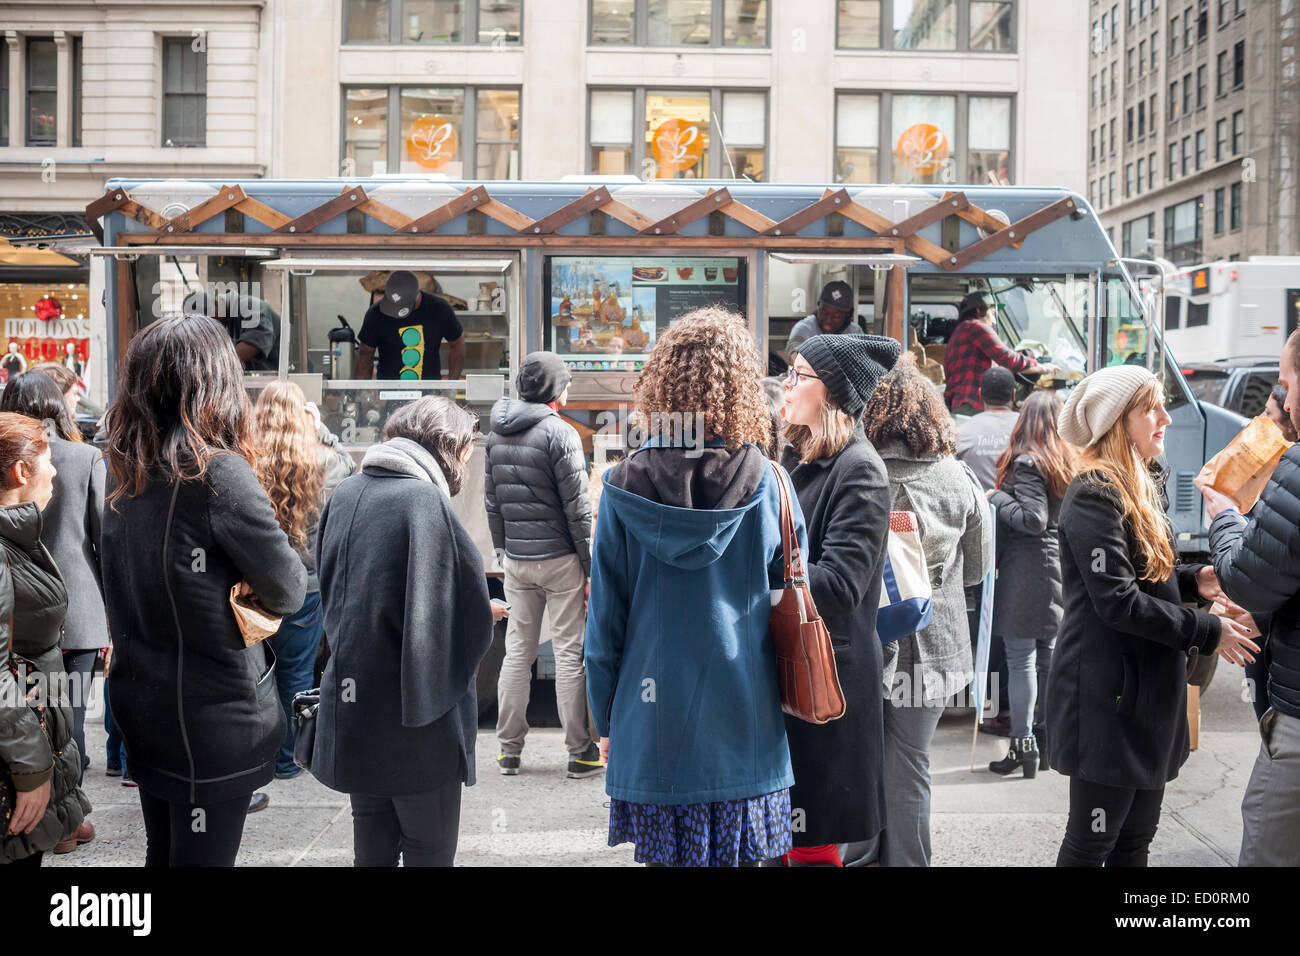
<box><xmin>545</xmin><ymin>256</ymin><xmax>744</xmax><ymax>371</ymax></box>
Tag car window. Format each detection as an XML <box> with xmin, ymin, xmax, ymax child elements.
<box><xmin>1182</xmin><ymin>367</ymin><xmax>1229</xmax><ymax>407</ymax></box>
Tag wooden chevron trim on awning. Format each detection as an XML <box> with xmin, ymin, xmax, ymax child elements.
<box><xmin>86</xmin><ymin>184</ymin><xmax>1079</xmax><ymax>271</ymax></box>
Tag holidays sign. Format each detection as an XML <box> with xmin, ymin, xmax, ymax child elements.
<box><xmin>3</xmin><ymin>316</ymin><xmax>92</xmax><ymax>384</ymax></box>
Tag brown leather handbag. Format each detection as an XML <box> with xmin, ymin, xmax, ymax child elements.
<box><xmin>768</xmin><ymin>462</ymin><xmax>846</xmax><ymax>724</ymax></box>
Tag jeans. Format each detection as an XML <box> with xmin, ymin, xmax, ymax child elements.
<box><xmin>138</xmin><ymin>788</ymin><xmax>251</xmax><ymax>867</ymax></box>
<box><xmin>61</xmin><ymin>648</ymin><xmax>98</xmax><ymax>785</ymax></box>
<box><xmin>1003</xmin><ymin>634</ymin><xmax>1055</xmax><ymax>739</ymax></box>
<box><xmin>881</xmin><ymin>698</ymin><xmax>946</xmax><ymax>867</ymax></box>
<box><xmin>1057</xmin><ymin>777</ymin><xmax>1165</xmax><ymax>867</ymax></box>
<box><xmin>350</xmin><ymin>778</ymin><xmax>462</xmax><ymax>867</ymax></box>
<box><xmin>497</xmin><ymin>553</ymin><xmax>591</xmax><ymax>757</ymax></box>
<box><xmin>103</xmin><ymin>676</ymin><xmax>128</xmax><ymax>776</ymax></box>
<box><xmin>269</xmin><ymin>590</ymin><xmax>323</xmax><ymax>775</ymax></box>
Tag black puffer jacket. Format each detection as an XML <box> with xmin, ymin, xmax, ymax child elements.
<box><xmin>0</xmin><ymin>502</ymin><xmax>90</xmax><ymax>863</ymax></box>
<box><xmin>102</xmin><ymin>453</ymin><xmax>307</xmax><ymax>804</ymax></box>
<box><xmin>1210</xmin><ymin>445</ymin><xmax>1300</xmax><ymax>719</ymax></box>
<box><xmin>989</xmin><ymin>455</ymin><xmax>1064</xmax><ymax>642</ymax></box>
<box><xmin>484</xmin><ymin>398</ymin><xmax>592</xmax><ymax>575</ymax></box>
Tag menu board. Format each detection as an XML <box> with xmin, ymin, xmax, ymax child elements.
<box><xmin>546</xmin><ymin>256</ymin><xmax>744</xmax><ymax>371</ymax></box>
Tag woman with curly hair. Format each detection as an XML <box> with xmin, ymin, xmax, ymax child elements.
<box><xmin>1050</xmin><ymin>367</ymin><xmax>1256</xmax><ymax>866</ymax></box>
<box><xmin>586</xmin><ymin>306</ymin><xmax>806</xmax><ymax>867</ymax></box>
<box><xmin>986</xmin><ymin>390</ymin><xmax>1075</xmax><ymax>779</ymax></box>
<box><xmin>250</xmin><ymin>380</ymin><xmax>354</xmax><ymax>786</ymax></box>
<box><xmin>862</xmin><ymin>359</ymin><xmax>991</xmax><ymax>867</ymax></box>
<box><xmin>778</xmin><ymin>332</ymin><xmax>900</xmax><ymax>867</ymax></box>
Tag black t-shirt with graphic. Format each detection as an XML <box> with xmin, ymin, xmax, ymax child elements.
<box><xmin>358</xmin><ymin>293</ymin><xmax>463</xmax><ymax>380</ymax></box>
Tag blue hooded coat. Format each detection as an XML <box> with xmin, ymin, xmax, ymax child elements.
<box><xmin>585</xmin><ymin>441</ymin><xmax>806</xmax><ymax>805</ymax></box>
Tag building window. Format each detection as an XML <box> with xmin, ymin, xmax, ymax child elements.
<box><xmin>1195</xmin><ymin>129</ymin><xmax>1205</xmax><ymax>168</ymax></box>
<box><xmin>1232</xmin><ymin>108</ymin><xmax>1243</xmax><ymax>153</ymax></box>
<box><xmin>1181</xmin><ymin>135</ymin><xmax>1191</xmax><ymax>175</ymax></box>
<box><xmin>589</xmin><ymin>87</ymin><xmax>766</xmax><ymax>179</ymax></box>
<box><xmin>837</xmin><ymin>1</ymin><xmax>1016</xmax><ymax>52</ymax></box>
<box><xmin>1164</xmin><ymin>195</ymin><xmax>1202</xmax><ymax>263</ymax></box>
<box><xmin>72</xmin><ymin>36</ymin><xmax>83</xmax><ymax>147</ymax></box>
<box><xmin>1141</xmin><ymin>0</ymin><xmax>1147</xmax><ymax>16</ymax></box>
<box><xmin>968</xmin><ymin>95</ymin><xmax>1012</xmax><ymax>183</ymax></box>
<box><xmin>1109</xmin><ymin>171</ymin><xmax>1116</xmax><ymax>205</ymax></box>
<box><xmin>1150</xmin><ymin>31</ymin><xmax>1158</xmax><ymax>69</ymax></box>
<box><xmin>343</xmin><ymin>1</ymin><xmax>524</xmax><ymax>45</ymax></box>
<box><xmin>1182</xmin><ymin>73</ymin><xmax>1192</xmax><ymax>114</ymax></box>
<box><xmin>1091</xmin><ymin>128</ymin><xmax>1097</xmax><ymax>162</ymax></box>
<box><xmin>1111</xmin><ymin>62</ymin><xmax>1118</xmax><ymax>98</ymax></box>
<box><xmin>1127</xmin><ymin>47</ymin><xmax>1135</xmax><ymax>85</ymax></box>
<box><xmin>1125</xmin><ymin>162</ymin><xmax>1134</xmax><ymax>197</ymax></box>
<box><xmin>162</xmin><ymin>37</ymin><xmax>206</xmax><ymax>147</ymax></box>
<box><xmin>1130</xmin><ymin>0</ymin><xmax>1138</xmax><ymax>24</ymax></box>
<box><xmin>1138</xmin><ymin>101</ymin><xmax>1146</xmax><ymax>138</ymax></box>
<box><xmin>1215</xmin><ymin>118</ymin><xmax>1226</xmax><ymax>159</ymax></box>
<box><xmin>1100</xmin><ymin>122</ymin><xmax>1106</xmax><ymax>156</ymax></box>
<box><xmin>1112</xmin><ymin>3</ymin><xmax>1119</xmax><ymax>39</ymax></box>
<box><xmin>1169</xmin><ymin>80</ymin><xmax>1178</xmax><ymax>119</ymax></box>
<box><xmin>1101</xmin><ymin>11</ymin><xmax>1110</xmax><ymax>45</ymax></box>
<box><xmin>1232</xmin><ymin>40</ymin><xmax>1245</xmax><ymax>88</ymax></box>
<box><xmin>1168</xmin><ymin>141</ymin><xmax>1178</xmax><ymax>177</ymax></box>
<box><xmin>1213</xmin><ymin>186</ymin><xmax>1225</xmax><ymax>233</ymax></box>
<box><xmin>1197</xmin><ymin>0</ymin><xmax>1208</xmax><ymax>38</ymax></box>
<box><xmin>1149</xmin><ymin>151</ymin><xmax>1157</xmax><ymax>188</ymax></box>
<box><xmin>835</xmin><ymin>93</ymin><xmax>879</xmax><ymax>182</ymax></box>
<box><xmin>1169</xmin><ymin>14</ymin><xmax>1179</xmax><ymax>53</ymax></box>
<box><xmin>1123</xmin><ymin>213</ymin><xmax>1154</xmax><ymax>256</ymax></box>
<box><xmin>969</xmin><ymin>2</ymin><xmax>1014</xmax><ymax>50</ymax></box>
<box><xmin>1218</xmin><ymin>0</ymin><xmax>1229</xmax><ymax>23</ymax></box>
<box><xmin>1150</xmin><ymin>94</ymin><xmax>1157</xmax><ymax>130</ymax></box>
<box><xmin>341</xmin><ymin>85</ymin><xmax>520</xmax><ymax>177</ymax></box>
<box><xmin>838</xmin><ymin>1</ymin><xmax>882</xmax><ymax>48</ymax></box>
<box><xmin>1109</xmin><ymin>117</ymin><xmax>1116</xmax><ymax>154</ymax></box>
<box><xmin>1137</xmin><ymin>157</ymin><xmax>1145</xmax><ymax>193</ymax></box>
<box><xmin>1196</xmin><ymin>65</ymin><xmax>1206</xmax><ymax>108</ymax></box>
<box><xmin>1183</xmin><ymin>4</ymin><xmax>1194</xmax><ymax>47</ymax></box>
<box><xmin>1139</xmin><ymin>40</ymin><xmax>1147</xmax><ymax>76</ymax></box>
<box><xmin>592</xmin><ymin>0</ymin><xmax>767</xmax><ymax>46</ymax></box>
<box><xmin>26</xmin><ymin>38</ymin><xmax>58</xmax><ymax>146</ymax></box>
<box><xmin>1127</xmin><ymin>107</ymin><xmax>1134</xmax><ymax>143</ymax></box>
<box><xmin>1091</xmin><ymin>73</ymin><xmax>1097</xmax><ymax>108</ymax></box>
<box><xmin>1230</xmin><ymin>180</ymin><xmax>1242</xmax><ymax>229</ymax></box>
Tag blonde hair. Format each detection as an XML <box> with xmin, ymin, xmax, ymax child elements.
<box><xmin>786</xmin><ymin>398</ymin><xmax>857</xmax><ymax>463</ymax></box>
<box><xmin>252</xmin><ymin>380</ymin><xmax>323</xmax><ymax>552</ymax></box>
<box><xmin>1075</xmin><ymin>377</ymin><xmax>1174</xmax><ymax>583</ymax></box>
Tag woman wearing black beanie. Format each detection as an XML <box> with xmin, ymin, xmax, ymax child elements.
<box><xmin>776</xmin><ymin>332</ymin><xmax>900</xmax><ymax>866</ymax></box>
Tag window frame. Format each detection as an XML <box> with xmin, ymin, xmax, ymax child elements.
<box><xmin>25</xmin><ymin>36</ymin><xmax>58</xmax><ymax>147</ymax></box>
<box><xmin>1213</xmin><ymin>185</ymin><xmax>1225</xmax><ymax>234</ymax></box>
<box><xmin>1215</xmin><ymin>117</ymin><xmax>1226</xmax><ymax>160</ymax></box>
<box><xmin>1230</xmin><ymin>180</ymin><xmax>1242</xmax><ymax>230</ymax></box>
<box><xmin>1232</xmin><ymin>39</ymin><xmax>1245</xmax><ymax>88</ymax></box>
<box><xmin>1196</xmin><ymin>64</ymin><xmax>1206</xmax><ymax>109</ymax></box>
<box><xmin>591</xmin><ymin>0</ymin><xmax>771</xmax><ymax>48</ymax></box>
<box><xmin>339</xmin><ymin>83</ymin><xmax>523</xmax><ymax>178</ymax></box>
<box><xmin>1231</xmin><ymin>108</ymin><xmax>1243</xmax><ymax>154</ymax></box>
<box><xmin>342</xmin><ymin>0</ymin><xmax>526</xmax><ymax>46</ymax></box>
<box><xmin>1149</xmin><ymin>150</ymin><xmax>1157</xmax><ymax>188</ymax></box>
<box><xmin>161</xmin><ymin>36</ymin><xmax>207</xmax><ymax>148</ymax></box>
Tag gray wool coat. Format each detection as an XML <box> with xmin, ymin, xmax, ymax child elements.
<box><xmin>876</xmin><ymin>441</ymin><xmax>992</xmax><ymax>702</ymax></box>
<box><xmin>42</xmin><ymin>435</ymin><xmax>107</xmax><ymax>651</ymax></box>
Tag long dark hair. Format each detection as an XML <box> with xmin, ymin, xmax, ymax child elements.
<box><xmin>994</xmin><ymin>390</ymin><xmax>1076</xmax><ymax>499</ymax></box>
<box><xmin>382</xmin><ymin>396</ymin><xmax>478</xmax><ymax>496</ymax></box>
<box><xmin>106</xmin><ymin>313</ymin><xmax>256</xmax><ymax>502</ymax></box>
<box><xmin>0</xmin><ymin>370</ymin><xmax>81</xmax><ymax>442</ymax></box>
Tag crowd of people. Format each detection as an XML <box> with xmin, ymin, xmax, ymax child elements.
<box><xmin>0</xmin><ymin>297</ymin><xmax>1296</xmax><ymax>869</ymax></box>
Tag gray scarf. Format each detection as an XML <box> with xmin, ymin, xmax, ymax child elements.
<box><xmin>361</xmin><ymin>437</ymin><xmax>450</xmax><ymax>497</ymax></box>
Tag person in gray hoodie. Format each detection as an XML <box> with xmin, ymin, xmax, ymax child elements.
<box><xmin>484</xmin><ymin>352</ymin><xmax>597</xmax><ymax>779</ymax></box>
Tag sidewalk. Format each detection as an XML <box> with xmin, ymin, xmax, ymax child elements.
<box><xmin>48</xmin><ymin>665</ymin><xmax>1260</xmax><ymax>867</ymax></box>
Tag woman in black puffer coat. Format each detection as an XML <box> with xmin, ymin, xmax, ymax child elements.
<box><xmin>0</xmin><ymin>412</ymin><xmax>90</xmax><ymax>866</ymax></box>
<box><xmin>987</xmin><ymin>391</ymin><xmax>1074</xmax><ymax>778</ymax></box>
<box><xmin>101</xmin><ymin>315</ymin><xmax>306</xmax><ymax>867</ymax></box>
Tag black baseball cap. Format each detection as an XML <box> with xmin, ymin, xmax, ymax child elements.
<box><xmin>380</xmin><ymin>270</ymin><xmax>420</xmax><ymax>319</ymax></box>
<box><xmin>958</xmin><ymin>291</ymin><xmax>992</xmax><ymax>319</ymax></box>
<box><xmin>818</xmin><ymin>280</ymin><xmax>854</xmax><ymax>312</ymax></box>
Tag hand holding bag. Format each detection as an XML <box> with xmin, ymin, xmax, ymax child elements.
<box><xmin>229</xmin><ymin>581</ymin><xmax>282</xmax><ymax>648</ymax></box>
<box><xmin>768</xmin><ymin>462</ymin><xmax>846</xmax><ymax>724</ymax></box>
<box><xmin>1194</xmin><ymin>415</ymin><xmax>1292</xmax><ymax>513</ymax></box>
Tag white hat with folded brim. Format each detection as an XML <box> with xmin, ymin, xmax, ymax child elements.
<box><xmin>1058</xmin><ymin>365</ymin><xmax>1158</xmax><ymax>447</ymax></box>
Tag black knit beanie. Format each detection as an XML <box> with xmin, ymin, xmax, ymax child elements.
<box><xmin>516</xmin><ymin>351</ymin><xmax>571</xmax><ymax>403</ymax></box>
<box><xmin>797</xmin><ymin>333</ymin><xmax>902</xmax><ymax>417</ymax></box>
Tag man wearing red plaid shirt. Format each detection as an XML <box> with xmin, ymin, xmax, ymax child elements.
<box><xmin>943</xmin><ymin>292</ymin><xmax>1057</xmax><ymax>416</ymax></box>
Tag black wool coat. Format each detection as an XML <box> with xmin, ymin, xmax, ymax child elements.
<box><xmin>1048</xmin><ymin>471</ymin><xmax>1220</xmax><ymax>790</ymax></box>
<box><xmin>102</xmin><ymin>454</ymin><xmax>307</xmax><ymax>804</ymax></box>
<box><xmin>1209</xmin><ymin>445</ymin><xmax>1300</xmax><ymax>719</ymax></box>
<box><xmin>989</xmin><ymin>456</ymin><xmax>1064</xmax><ymax>643</ymax></box>
<box><xmin>781</xmin><ymin>434</ymin><xmax>890</xmax><ymax>846</ymax></box>
<box><xmin>313</xmin><ymin>465</ymin><xmax>494</xmax><ymax>796</ymax></box>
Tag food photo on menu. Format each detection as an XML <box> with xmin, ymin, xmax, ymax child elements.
<box><xmin>548</xmin><ymin>256</ymin><xmax>743</xmax><ymax>371</ymax></box>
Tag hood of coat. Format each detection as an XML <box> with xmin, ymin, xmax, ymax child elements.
<box><xmin>599</xmin><ymin>458</ymin><xmax>769</xmax><ymax>570</ymax></box>
<box><xmin>0</xmin><ymin>501</ymin><xmax>43</xmax><ymax>549</ymax></box>
<box><xmin>491</xmin><ymin>397</ymin><xmax>555</xmax><ymax>436</ymax></box>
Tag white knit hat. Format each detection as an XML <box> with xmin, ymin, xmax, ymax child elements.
<box><xmin>1058</xmin><ymin>365</ymin><xmax>1158</xmax><ymax>447</ymax></box>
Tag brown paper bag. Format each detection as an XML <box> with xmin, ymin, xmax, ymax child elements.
<box><xmin>1194</xmin><ymin>415</ymin><xmax>1292</xmax><ymax>512</ymax></box>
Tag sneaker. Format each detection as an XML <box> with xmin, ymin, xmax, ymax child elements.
<box><xmin>567</xmin><ymin>743</ymin><xmax>605</xmax><ymax>779</ymax></box>
<box><xmin>105</xmin><ymin>764</ymin><xmax>122</xmax><ymax>778</ymax></box>
<box><xmin>274</xmin><ymin>766</ymin><xmax>303</xmax><ymax>780</ymax></box>
<box><xmin>497</xmin><ymin>753</ymin><xmax>521</xmax><ymax>775</ymax></box>
<box><xmin>120</xmin><ymin>772</ymin><xmax>138</xmax><ymax>788</ymax></box>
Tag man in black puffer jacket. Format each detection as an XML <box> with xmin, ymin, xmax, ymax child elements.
<box><xmin>485</xmin><ymin>352</ymin><xmax>598</xmax><ymax>779</ymax></box>
<box><xmin>1205</xmin><ymin>328</ymin><xmax>1300</xmax><ymax>867</ymax></box>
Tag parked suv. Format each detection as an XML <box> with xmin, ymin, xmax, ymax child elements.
<box><xmin>1180</xmin><ymin>358</ymin><xmax>1280</xmax><ymax>420</ymax></box>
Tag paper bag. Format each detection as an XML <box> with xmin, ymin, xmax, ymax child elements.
<box><xmin>1194</xmin><ymin>415</ymin><xmax>1292</xmax><ymax>513</ymax></box>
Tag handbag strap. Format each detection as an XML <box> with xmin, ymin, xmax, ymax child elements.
<box><xmin>768</xmin><ymin>461</ymin><xmax>806</xmax><ymax>586</ymax></box>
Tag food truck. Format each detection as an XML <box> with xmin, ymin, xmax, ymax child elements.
<box><xmin>85</xmin><ymin>176</ymin><xmax>1243</xmax><ymax>593</ymax></box>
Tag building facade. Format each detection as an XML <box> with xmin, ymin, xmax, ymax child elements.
<box><xmin>1087</xmin><ymin>0</ymin><xmax>1299</xmax><ymax>264</ymax></box>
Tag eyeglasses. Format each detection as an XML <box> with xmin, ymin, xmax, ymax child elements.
<box><xmin>786</xmin><ymin>367</ymin><xmax>821</xmax><ymax>386</ymax></box>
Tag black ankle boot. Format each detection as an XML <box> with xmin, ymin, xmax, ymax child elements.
<box><xmin>989</xmin><ymin>736</ymin><xmax>1039</xmax><ymax>778</ymax></box>
<box><xmin>1034</xmin><ymin>724</ymin><xmax>1050</xmax><ymax>772</ymax></box>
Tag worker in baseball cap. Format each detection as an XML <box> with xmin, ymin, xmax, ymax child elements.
<box><xmin>785</xmin><ymin>280</ymin><xmax>866</xmax><ymax>361</ymax></box>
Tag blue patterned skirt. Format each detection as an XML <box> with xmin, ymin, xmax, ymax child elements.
<box><xmin>608</xmin><ymin>789</ymin><xmax>792</xmax><ymax>867</ymax></box>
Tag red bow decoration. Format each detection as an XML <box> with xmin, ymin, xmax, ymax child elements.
<box><xmin>33</xmin><ymin>296</ymin><xmax>63</xmax><ymax>322</ymax></box>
